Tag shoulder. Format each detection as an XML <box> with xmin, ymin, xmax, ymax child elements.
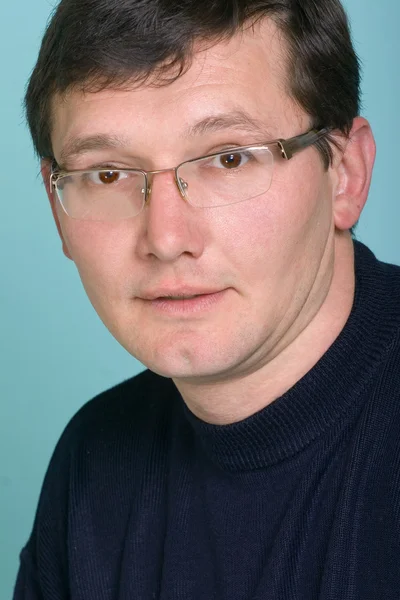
<box><xmin>354</xmin><ymin>241</ymin><xmax>400</xmax><ymax>356</ymax></box>
<box><xmin>45</xmin><ymin>369</ymin><xmax>180</xmax><ymax>477</ymax></box>
<box><xmin>354</xmin><ymin>240</ymin><xmax>400</xmax><ymax>288</ymax></box>
<box><xmin>31</xmin><ymin>370</ymin><xmax>180</xmax><ymax>530</ymax></box>
<box><xmin>19</xmin><ymin>371</ymin><xmax>180</xmax><ymax>585</ymax></box>
<box><xmin>61</xmin><ymin>369</ymin><xmax>178</xmax><ymax>447</ymax></box>
<box><xmin>71</xmin><ymin>368</ymin><xmax>176</xmax><ymax>423</ymax></box>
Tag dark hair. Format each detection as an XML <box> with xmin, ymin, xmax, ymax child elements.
<box><xmin>25</xmin><ymin>0</ymin><xmax>360</xmax><ymax>168</ymax></box>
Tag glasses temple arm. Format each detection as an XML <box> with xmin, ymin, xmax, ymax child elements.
<box><xmin>278</xmin><ymin>128</ymin><xmax>330</xmax><ymax>160</ymax></box>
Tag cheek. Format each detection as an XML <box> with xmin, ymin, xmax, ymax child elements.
<box><xmin>215</xmin><ymin>172</ymin><xmax>326</xmax><ymax>252</ymax></box>
<box><xmin>211</xmin><ymin>163</ymin><xmax>333</xmax><ymax>291</ymax></box>
<box><xmin>266</xmin><ymin>160</ymin><xmax>334</xmax><ymax>253</ymax></box>
<box><xmin>59</xmin><ymin>218</ymin><xmax>131</xmax><ymax>302</ymax></box>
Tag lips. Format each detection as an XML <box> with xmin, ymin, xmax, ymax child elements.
<box><xmin>142</xmin><ymin>289</ymin><xmax>227</xmax><ymax>315</ymax></box>
<box><xmin>135</xmin><ymin>285</ymin><xmax>229</xmax><ymax>317</ymax></box>
<box><xmin>140</xmin><ymin>289</ymin><xmax>220</xmax><ymax>301</ymax></box>
<box><xmin>161</xmin><ymin>295</ymin><xmax>201</xmax><ymax>300</ymax></box>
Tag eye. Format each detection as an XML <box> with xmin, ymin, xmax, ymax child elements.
<box><xmin>88</xmin><ymin>170</ymin><xmax>128</xmax><ymax>185</ymax></box>
<box><xmin>212</xmin><ymin>151</ymin><xmax>251</xmax><ymax>170</ymax></box>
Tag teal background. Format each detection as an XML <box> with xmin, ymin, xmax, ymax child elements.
<box><xmin>1</xmin><ymin>0</ymin><xmax>399</xmax><ymax>596</ymax></box>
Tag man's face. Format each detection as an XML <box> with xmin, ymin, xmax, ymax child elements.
<box><xmin>47</xmin><ymin>19</ymin><xmax>340</xmax><ymax>384</ymax></box>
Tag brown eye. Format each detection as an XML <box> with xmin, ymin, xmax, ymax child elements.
<box><xmin>219</xmin><ymin>153</ymin><xmax>243</xmax><ymax>169</ymax></box>
<box><xmin>98</xmin><ymin>170</ymin><xmax>120</xmax><ymax>184</ymax></box>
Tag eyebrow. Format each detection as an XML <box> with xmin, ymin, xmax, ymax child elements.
<box><xmin>58</xmin><ymin>110</ymin><xmax>271</xmax><ymax>165</ymax></box>
<box><xmin>59</xmin><ymin>133</ymin><xmax>130</xmax><ymax>165</ymax></box>
<box><xmin>184</xmin><ymin>110</ymin><xmax>271</xmax><ymax>138</ymax></box>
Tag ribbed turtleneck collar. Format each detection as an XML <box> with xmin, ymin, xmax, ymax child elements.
<box><xmin>181</xmin><ymin>241</ymin><xmax>400</xmax><ymax>472</ymax></box>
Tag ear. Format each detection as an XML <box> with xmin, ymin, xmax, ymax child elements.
<box><xmin>41</xmin><ymin>160</ymin><xmax>73</xmax><ymax>260</ymax></box>
<box><xmin>332</xmin><ymin>117</ymin><xmax>376</xmax><ymax>231</ymax></box>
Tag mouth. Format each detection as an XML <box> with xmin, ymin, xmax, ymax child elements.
<box><xmin>141</xmin><ymin>288</ymin><xmax>222</xmax><ymax>301</ymax></box>
<box><xmin>159</xmin><ymin>294</ymin><xmax>205</xmax><ymax>300</ymax></box>
<box><xmin>141</xmin><ymin>290</ymin><xmax>228</xmax><ymax>316</ymax></box>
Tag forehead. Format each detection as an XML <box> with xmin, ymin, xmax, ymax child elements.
<box><xmin>51</xmin><ymin>19</ymin><xmax>304</xmax><ymax>160</ymax></box>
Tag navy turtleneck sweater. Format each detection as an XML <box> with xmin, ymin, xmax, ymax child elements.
<box><xmin>14</xmin><ymin>241</ymin><xmax>400</xmax><ymax>600</ymax></box>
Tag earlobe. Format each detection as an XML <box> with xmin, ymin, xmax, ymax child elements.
<box><xmin>333</xmin><ymin>117</ymin><xmax>376</xmax><ymax>231</ymax></box>
<box><xmin>41</xmin><ymin>160</ymin><xmax>73</xmax><ymax>260</ymax></box>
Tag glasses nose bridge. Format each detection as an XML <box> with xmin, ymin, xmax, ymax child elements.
<box><xmin>144</xmin><ymin>165</ymin><xmax>186</xmax><ymax>201</ymax></box>
<box><xmin>147</xmin><ymin>166</ymin><xmax>176</xmax><ymax>176</ymax></box>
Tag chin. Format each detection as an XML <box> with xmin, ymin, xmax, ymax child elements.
<box><xmin>143</xmin><ymin>358</ymin><xmax>219</xmax><ymax>380</ymax></box>
<box><xmin>137</xmin><ymin>346</ymin><xmax>243</xmax><ymax>383</ymax></box>
<box><xmin>118</xmin><ymin>326</ymin><xmax>254</xmax><ymax>381</ymax></box>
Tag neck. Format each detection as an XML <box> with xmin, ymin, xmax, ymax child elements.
<box><xmin>173</xmin><ymin>231</ymin><xmax>355</xmax><ymax>425</ymax></box>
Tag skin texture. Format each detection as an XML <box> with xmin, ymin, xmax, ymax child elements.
<box><xmin>43</xmin><ymin>19</ymin><xmax>376</xmax><ymax>425</ymax></box>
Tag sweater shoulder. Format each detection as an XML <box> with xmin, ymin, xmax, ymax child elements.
<box><xmin>71</xmin><ymin>368</ymin><xmax>175</xmax><ymax>422</ymax></box>
<box><xmin>18</xmin><ymin>371</ymin><xmax>179</xmax><ymax>589</ymax></box>
<box><xmin>52</xmin><ymin>369</ymin><xmax>178</xmax><ymax>462</ymax></box>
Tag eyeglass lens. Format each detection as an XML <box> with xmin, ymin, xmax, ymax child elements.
<box><xmin>55</xmin><ymin>146</ymin><xmax>274</xmax><ymax>221</ymax></box>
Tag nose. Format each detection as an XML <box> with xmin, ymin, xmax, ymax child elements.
<box><xmin>137</xmin><ymin>170</ymin><xmax>205</xmax><ymax>263</ymax></box>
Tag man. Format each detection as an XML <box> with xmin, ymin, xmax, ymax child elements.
<box><xmin>14</xmin><ymin>0</ymin><xmax>400</xmax><ymax>598</ymax></box>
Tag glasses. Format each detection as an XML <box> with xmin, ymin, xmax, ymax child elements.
<box><xmin>50</xmin><ymin>128</ymin><xmax>328</xmax><ymax>221</ymax></box>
